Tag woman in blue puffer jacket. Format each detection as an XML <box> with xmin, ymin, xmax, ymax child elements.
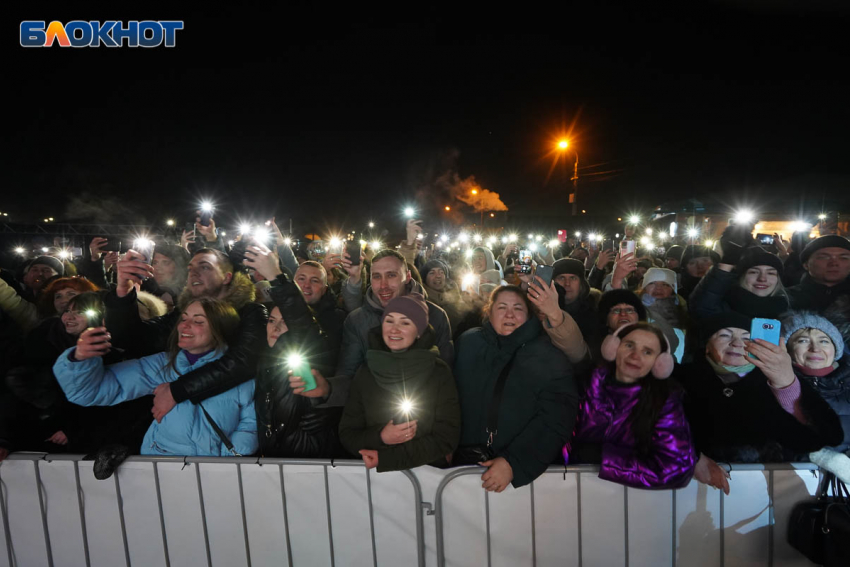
<box><xmin>53</xmin><ymin>297</ymin><xmax>257</xmax><ymax>462</ymax></box>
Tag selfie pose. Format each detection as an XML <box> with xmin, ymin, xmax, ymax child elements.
<box><xmin>53</xmin><ymin>298</ymin><xmax>257</xmax><ymax>476</ymax></box>
<box><xmin>677</xmin><ymin>312</ymin><xmax>843</xmax><ymax>493</ymax></box>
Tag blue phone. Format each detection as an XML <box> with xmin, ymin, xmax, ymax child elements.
<box><xmin>749</xmin><ymin>318</ymin><xmax>781</xmax><ymax>356</ymax></box>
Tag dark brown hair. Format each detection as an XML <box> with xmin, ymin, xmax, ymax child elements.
<box><xmin>166</xmin><ymin>297</ymin><xmax>240</xmax><ymax>372</ymax></box>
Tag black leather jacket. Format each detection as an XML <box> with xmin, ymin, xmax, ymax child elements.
<box><xmin>255</xmin><ymin>273</ymin><xmax>345</xmax><ymax>458</ymax></box>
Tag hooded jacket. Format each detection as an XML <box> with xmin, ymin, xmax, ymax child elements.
<box><xmin>677</xmin><ymin>356</ymin><xmax>843</xmax><ymax>462</ymax></box>
<box><xmin>54</xmin><ymin>348</ymin><xmax>258</xmax><ymax>457</ymax></box>
<box><xmin>255</xmin><ymin>272</ymin><xmax>344</xmax><ymax>458</ymax></box>
<box><xmin>338</xmin><ymin>326</ymin><xmax>460</xmax><ymax>471</ymax></box>
<box><xmin>330</xmin><ymin>279</ymin><xmax>454</xmax><ymax>407</ymax></box>
<box><xmin>454</xmin><ymin>317</ymin><xmax>579</xmax><ymax>488</ymax></box>
<box><xmin>104</xmin><ymin>271</ymin><xmax>268</xmax><ymax>404</ymax></box>
<box><xmin>563</xmin><ymin>366</ymin><xmax>696</xmax><ymax>489</ymax></box>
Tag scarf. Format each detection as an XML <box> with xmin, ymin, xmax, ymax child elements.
<box><xmin>794</xmin><ymin>362</ymin><xmax>838</xmax><ymax>378</ymax></box>
<box><xmin>707</xmin><ymin>356</ymin><xmax>756</xmax><ymax>377</ymax></box>
<box><xmin>725</xmin><ymin>286</ymin><xmax>789</xmax><ymax>319</ymax></box>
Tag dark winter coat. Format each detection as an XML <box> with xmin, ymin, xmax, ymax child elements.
<box><xmin>794</xmin><ymin>362</ymin><xmax>850</xmax><ymax>453</ymax></box>
<box><xmin>787</xmin><ymin>274</ymin><xmax>850</xmax><ymax>313</ymax></box>
<box><xmin>255</xmin><ymin>273</ymin><xmax>344</xmax><ymax>458</ymax></box>
<box><xmin>310</xmin><ymin>290</ymin><xmax>347</xmax><ymax>371</ymax></box>
<box><xmin>454</xmin><ymin>317</ymin><xmax>579</xmax><ymax>488</ymax></box>
<box><xmin>331</xmin><ymin>279</ymin><xmax>453</xmax><ymax>407</ymax></box>
<box><xmin>677</xmin><ymin>356</ymin><xmax>844</xmax><ymax>462</ymax></box>
<box><xmin>338</xmin><ymin>327</ymin><xmax>460</xmax><ymax>472</ymax></box>
<box><xmin>104</xmin><ymin>271</ymin><xmax>268</xmax><ymax>404</ymax></box>
<box><xmin>689</xmin><ymin>266</ymin><xmax>789</xmax><ymax>322</ymax></box>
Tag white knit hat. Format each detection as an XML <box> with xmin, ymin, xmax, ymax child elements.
<box><xmin>641</xmin><ymin>267</ymin><xmax>678</xmax><ymax>295</ymax></box>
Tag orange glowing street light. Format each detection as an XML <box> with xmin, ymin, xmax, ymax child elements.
<box><xmin>557</xmin><ymin>139</ymin><xmax>580</xmax><ymax>216</ymax></box>
<box><xmin>444</xmin><ymin>205</ymin><xmax>451</xmax><ymax>211</ymax></box>
<box><xmin>471</xmin><ymin>189</ymin><xmax>478</xmax><ymax>195</ymax></box>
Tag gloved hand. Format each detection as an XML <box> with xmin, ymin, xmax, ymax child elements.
<box><xmin>718</xmin><ymin>225</ymin><xmax>752</xmax><ymax>265</ymax></box>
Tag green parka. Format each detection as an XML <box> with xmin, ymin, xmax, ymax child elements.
<box><xmin>338</xmin><ymin>326</ymin><xmax>461</xmax><ymax>472</ymax></box>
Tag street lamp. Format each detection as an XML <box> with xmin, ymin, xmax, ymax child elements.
<box><xmin>557</xmin><ymin>140</ymin><xmax>579</xmax><ymax>216</ymax></box>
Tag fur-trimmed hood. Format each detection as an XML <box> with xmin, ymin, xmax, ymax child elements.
<box><xmin>176</xmin><ymin>271</ymin><xmax>257</xmax><ymax>311</ymax></box>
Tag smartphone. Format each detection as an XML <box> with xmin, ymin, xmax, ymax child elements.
<box><xmin>756</xmin><ymin>233</ymin><xmax>774</xmax><ymax>246</ymax></box>
<box><xmin>345</xmin><ymin>240</ymin><xmax>362</xmax><ymax>266</ymax></box>
<box><xmin>85</xmin><ymin>309</ymin><xmax>104</xmax><ymax>328</ymax></box>
<box><xmin>535</xmin><ymin>265</ymin><xmax>554</xmax><ymax>287</ymax></box>
<box><xmin>517</xmin><ymin>249</ymin><xmax>533</xmax><ymax>274</ymax></box>
<box><xmin>461</xmin><ymin>273</ymin><xmax>480</xmax><ymax>294</ymax></box>
<box><xmin>103</xmin><ymin>238</ymin><xmax>122</xmax><ymax>253</ymax></box>
<box><xmin>749</xmin><ymin>318</ymin><xmax>781</xmax><ymax>359</ymax></box>
<box><xmin>620</xmin><ymin>239</ymin><xmax>636</xmax><ymax>256</ymax></box>
<box><xmin>308</xmin><ymin>240</ymin><xmax>326</xmax><ymax>262</ymax></box>
<box><xmin>287</xmin><ymin>356</ymin><xmax>317</xmax><ymax>392</ymax></box>
<box><xmin>133</xmin><ymin>239</ymin><xmax>156</xmax><ymax>266</ymax></box>
<box><xmin>199</xmin><ymin>209</ymin><xmax>213</xmax><ymax>227</ymax></box>
<box><xmin>328</xmin><ymin>239</ymin><xmax>344</xmax><ymax>256</ymax></box>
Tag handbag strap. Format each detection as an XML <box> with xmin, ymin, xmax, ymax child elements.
<box><xmin>485</xmin><ymin>346</ymin><xmax>523</xmax><ymax>447</ymax></box>
<box><xmin>200</xmin><ymin>404</ymin><xmax>242</xmax><ymax>456</ymax></box>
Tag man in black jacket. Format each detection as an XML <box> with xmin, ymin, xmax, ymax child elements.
<box><xmin>293</xmin><ymin>261</ymin><xmax>346</xmax><ymax>368</ymax></box>
<box><xmin>105</xmin><ymin>248</ymin><xmax>267</xmax><ymax>421</ymax></box>
<box><xmin>787</xmin><ymin>235</ymin><xmax>850</xmax><ymax>313</ymax></box>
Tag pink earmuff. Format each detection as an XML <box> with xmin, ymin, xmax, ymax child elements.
<box><xmin>602</xmin><ymin>323</ymin><xmax>675</xmax><ymax>379</ymax></box>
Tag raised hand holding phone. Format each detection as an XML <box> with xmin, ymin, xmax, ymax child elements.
<box><xmin>74</xmin><ymin>327</ymin><xmax>112</xmax><ymax>360</ymax></box>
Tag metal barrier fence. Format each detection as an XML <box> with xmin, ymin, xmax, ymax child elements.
<box><xmin>0</xmin><ymin>453</ymin><xmax>425</xmax><ymax>567</ymax></box>
<box><xmin>433</xmin><ymin>463</ymin><xmax>823</xmax><ymax>567</ymax></box>
<box><xmin>2</xmin><ymin>455</ymin><xmax>826</xmax><ymax>567</ymax></box>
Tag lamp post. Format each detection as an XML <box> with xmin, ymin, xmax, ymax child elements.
<box><xmin>558</xmin><ymin>140</ymin><xmax>580</xmax><ymax>216</ymax></box>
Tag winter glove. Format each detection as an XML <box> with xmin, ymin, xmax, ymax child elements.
<box><xmin>718</xmin><ymin>225</ymin><xmax>752</xmax><ymax>265</ymax></box>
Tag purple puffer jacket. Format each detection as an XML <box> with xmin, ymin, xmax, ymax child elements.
<box><xmin>563</xmin><ymin>366</ymin><xmax>696</xmax><ymax>489</ymax></box>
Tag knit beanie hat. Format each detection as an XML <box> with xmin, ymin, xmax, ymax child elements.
<box><xmin>30</xmin><ymin>255</ymin><xmax>65</xmax><ymax>277</ymax></box>
<box><xmin>598</xmin><ymin>289</ymin><xmax>647</xmax><ymax>322</ymax></box>
<box><xmin>800</xmin><ymin>235</ymin><xmax>850</xmax><ymax>264</ymax></box>
<box><xmin>421</xmin><ymin>259</ymin><xmax>451</xmax><ymax>281</ymax></box>
<box><xmin>641</xmin><ymin>267</ymin><xmax>678</xmax><ymax>295</ymax></box>
<box><xmin>680</xmin><ymin>245</ymin><xmax>721</xmax><ymax>267</ymax></box>
<box><xmin>781</xmin><ymin>311</ymin><xmax>844</xmax><ymax>360</ymax></box>
<box><xmin>382</xmin><ymin>293</ymin><xmax>429</xmax><ymax>337</ymax></box>
<box><xmin>553</xmin><ymin>258</ymin><xmax>586</xmax><ymax>279</ymax></box>
<box><xmin>665</xmin><ymin>245</ymin><xmax>685</xmax><ymax>261</ymax></box>
<box><xmin>698</xmin><ymin>312</ymin><xmax>753</xmax><ymax>346</ymax></box>
<box><xmin>736</xmin><ymin>246</ymin><xmax>783</xmax><ymax>275</ymax></box>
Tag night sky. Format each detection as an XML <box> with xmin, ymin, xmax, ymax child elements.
<box><xmin>8</xmin><ymin>2</ymin><xmax>850</xmax><ymax>236</ymax></box>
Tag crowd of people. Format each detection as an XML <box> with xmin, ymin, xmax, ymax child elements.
<box><xmin>1</xmin><ymin>214</ymin><xmax>849</xmax><ymax>495</ymax></box>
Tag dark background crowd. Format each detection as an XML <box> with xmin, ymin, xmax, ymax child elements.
<box><xmin>2</xmin><ymin>212</ymin><xmax>849</xmax><ymax>494</ymax></box>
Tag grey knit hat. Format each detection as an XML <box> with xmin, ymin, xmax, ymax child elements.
<box><xmin>781</xmin><ymin>311</ymin><xmax>844</xmax><ymax>360</ymax></box>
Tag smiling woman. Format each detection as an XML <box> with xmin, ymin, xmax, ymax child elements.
<box><xmin>339</xmin><ymin>293</ymin><xmax>461</xmax><ymax>472</ymax></box>
<box><xmin>453</xmin><ymin>285</ymin><xmax>579</xmax><ymax>491</ymax></box>
<box><xmin>562</xmin><ymin>322</ymin><xmax>695</xmax><ymax>489</ymax></box>
<box><xmin>676</xmin><ymin>311</ymin><xmax>843</xmax><ymax>494</ymax></box>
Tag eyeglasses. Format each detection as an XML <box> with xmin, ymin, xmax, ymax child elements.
<box><xmin>611</xmin><ymin>308</ymin><xmax>636</xmax><ymax>315</ymax></box>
